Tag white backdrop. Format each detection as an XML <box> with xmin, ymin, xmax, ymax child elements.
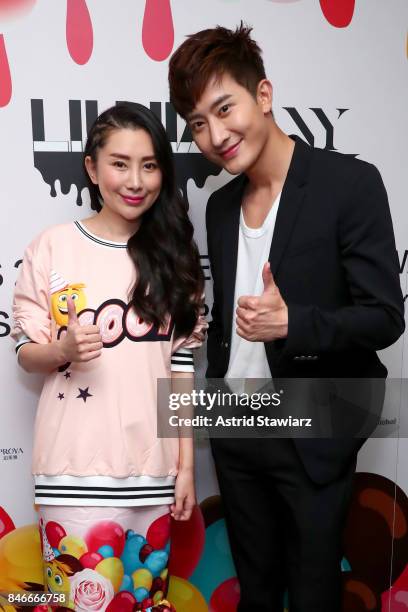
<box><xmin>0</xmin><ymin>1</ymin><xmax>407</xmax><ymax>609</ymax></box>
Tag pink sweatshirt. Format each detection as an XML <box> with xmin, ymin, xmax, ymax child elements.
<box><xmin>12</xmin><ymin>221</ymin><xmax>205</xmax><ymax>506</ymax></box>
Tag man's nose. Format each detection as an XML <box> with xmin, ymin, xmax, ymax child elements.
<box><xmin>209</xmin><ymin>118</ymin><xmax>229</xmax><ymax>149</ymax></box>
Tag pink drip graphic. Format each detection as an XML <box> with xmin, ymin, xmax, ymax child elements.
<box><xmin>142</xmin><ymin>0</ymin><xmax>174</xmax><ymax>61</ymax></box>
<box><xmin>0</xmin><ymin>0</ymin><xmax>36</xmax><ymax>107</ymax></box>
<box><xmin>0</xmin><ymin>34</ymin><xmax>11</xmax><ymax>107</ymax></box>
<box><xmin>66</xmin><ymin>0</ymin><xmax>93</xmax><ymax>65</ymax></box>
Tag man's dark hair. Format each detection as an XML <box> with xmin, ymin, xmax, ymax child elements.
<box><xmin>169</xmin><ymin>23</ymin><xmax>266</xmax><ymax>118</ymax></box>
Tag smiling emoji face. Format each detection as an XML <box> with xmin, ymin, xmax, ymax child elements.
<box><xmin>51</xmin><ymin>284</ymin><xmax>87</xmax><ymax>326</ymax></box>
<box><xmin>44</xmin><ymin>560</ymin><xmax>70</xmax><ymax>594</ymax></box>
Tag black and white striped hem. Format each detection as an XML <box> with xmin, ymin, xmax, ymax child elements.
<box><xmin>34</xmin><ymin>474</ymin><xmax>176</xmax><ymax>507</ymax></box>
<box><xmin>171</xmin><ymin>348</ymin><xmax>194</xmax><ymax>372</ymax></box>
<box><xmin>14</xmin><ymin>334</ymin><xmax>33</xmax><ymax>355</ymax></box>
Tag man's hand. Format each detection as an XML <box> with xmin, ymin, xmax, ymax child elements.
<box><xmin>236</xmin><ymin>262</ymin><xmax>288</xmax><ymax>342</ymax></box>
<box><xmin>60</xmin><ymin>296</ymin><xmax>103</xmax><ymax>363</ymax></box>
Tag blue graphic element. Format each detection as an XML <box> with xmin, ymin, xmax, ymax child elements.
<box><xmin>145</xmin><ymin>550</ymin><xmax>168</xmax><ymax>577</ymax></box>
<box><xmin>119</xmin><ymin>574</ymin><xmax>133</xmax><ymax>592</ymax></box>
<box><xmin>98</xmin><ymin>544</ymin><xmax>114</xmax><ymax>558</ymax></box>
<box><xmin>189</xmin><ymin>519</ymin><xmax>236</xmax><ymax>602</ymax></box>
<box><xmin>121</xmin><ymin>534</ymin><xmax>146</xmax><ymax>575</ymax></box>
<box><xmin>134</xmin><ymin>586</ymin><xmax>149</xmax><ymax>602</ymax></box>
<box><xmin>341</xmin><ymin>557</ymin><xmax>352</xmax><ymax>572</ymax></box>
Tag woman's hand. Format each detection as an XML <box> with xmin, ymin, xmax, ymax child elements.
<box><xmin>60</xmin><ymin>296</ymin><xmax>103</xmax><ymax>363</ymax></box>
<box><xmin>171</xmin><ymin>467</ymin><xmax>196</xmax><ymax>521</ymax></box>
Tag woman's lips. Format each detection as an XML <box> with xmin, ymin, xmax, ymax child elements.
<box><xmin>220</xmin><ymin>140</ymin><xmax>242</xmax><ymax>160</ymax></box>
<box><xmin>121</xmin><ymin>194</ymin><xmax>145</xmax><ymax>205</ymax></box>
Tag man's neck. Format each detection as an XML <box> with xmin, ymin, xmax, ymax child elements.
<box><xmin>245</xmin><ymin>122</ymin><xmax>295</xmax><ymax>193</ymax></box>
<box><xmin>241</xmin><ymin>123</ymin><xmax>295</xmax><ymax>228</ymax></box>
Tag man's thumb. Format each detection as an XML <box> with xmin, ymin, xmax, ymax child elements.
<box><xmin>67</xmin><ymin>295</ymin><xmax>78</xmax><ymax>325</ymax></box>
<box><xmin>262</xmin><ymin>262</ymin><xmax>275</xmax><ymax>292</ymax></box>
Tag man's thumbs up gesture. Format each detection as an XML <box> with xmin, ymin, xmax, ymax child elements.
<box><xmin>60</xmin><ymin>296</ymin><xmax>103</xmax><ymax>363</ymax></box>
<box><xmin>236</xmin><ymin>262</ymin><xmax>288</xmax><ymax>342</ymax></box>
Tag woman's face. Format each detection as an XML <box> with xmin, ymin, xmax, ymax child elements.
<box><xmin>85</xmin><ymin>127</ymin><xmax>163</xmax><ymax>228</ymax></box>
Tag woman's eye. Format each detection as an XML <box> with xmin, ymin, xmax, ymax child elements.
<box><xmin>71</xmin><ymin>293</ymin><xmax>78</xmax><ymax>301</ymax></box>
<box><xmin>220</xmin><ymin>104</ymin><xmax>230</xmax><ymax>114</ymax></box>
<box><xmin>55</xmin><ymin>575</ymin><xmax>63</xmax><ymax>586</ymax></box>
<box><xmin>113</xmin><ymin>161</ymin><xmax>126</xmax><ymax>168</ymax></box>
<box><xmin>144</xmin><ymin>162</ymin><xmax>157</xmax><ymax>171</ymax></box>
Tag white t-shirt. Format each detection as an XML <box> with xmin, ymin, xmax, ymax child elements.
<box><xmin>226</xmin><ymin>193</ymin><xmax>281</xmax><ymax>390</ymax></box>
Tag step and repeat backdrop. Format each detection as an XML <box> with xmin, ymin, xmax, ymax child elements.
<box><xmin>0</xmin><ymin>1</ymin><xmax>407</xmax><ymax>611</ymax></box>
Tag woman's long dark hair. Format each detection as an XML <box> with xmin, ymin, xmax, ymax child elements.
<box><xmin>83</xmin><ymin>103</ymin><xmax>204</xmax><ymax>338</ymax></box>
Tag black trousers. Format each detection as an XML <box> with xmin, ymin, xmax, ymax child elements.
<box><xmin>210</xmin><ymin>437</ymin><xmax>356</xmax><ymax>612</ymax></box>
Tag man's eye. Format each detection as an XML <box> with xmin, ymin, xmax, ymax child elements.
<box><xmin>192</xmin><ymin>121</ymin><xmax>204</xmax><ymax>131</ymax></box>
<box><xmin>220</xmin><ymin>104</ymin><xmax>230</xmax><ymax>114</ymax></box>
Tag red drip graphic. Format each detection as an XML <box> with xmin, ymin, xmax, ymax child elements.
<box><xmin>66</xmin><ymin>0</ymin><xmax>93</xmax><ymax>65</ymax></box>
<box><xmin>0</xmin><ymin>35</ymin><xmax>11</xmax><ymax>107</ymax></box>
<box><xmin>319</xmin><ymin>0</ymin><xmax>355</xmax><ymax>28</ymax></box>
<box><xmin>0</xmin><ymin>506</ymin><xmax>15</xmax><ymax>539</ymax></box>
<box><xmin>142</xmin><ymin>0</ymin><xmax>174</xmax><ymax>62</ymax></box>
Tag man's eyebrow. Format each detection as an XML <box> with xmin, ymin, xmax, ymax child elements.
<box><xmin>188</xmin><ymin>94</ymin><xmax>233</xmax><ymax>122</ymax></box>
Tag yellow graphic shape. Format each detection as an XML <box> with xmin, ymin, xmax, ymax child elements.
<box><xmin>0</xmin><ymin>525</ymin><xmax>43</xmax><ymax>591</ymax></box>
<box><xmin>44</xmin><ymin>559</ymin><xmax>72</xmax><ymax>595</ymax></box>
<box><xmin>96</xmin><ymin>557</ymin><xmax>124</xmax><ymax>593</ymax></box>
<box><xmin>51</xmin><ymin>284</ymin><xmax>86</xmax><ymax>326</ymax></box>
<box><xmin>167</xmin><ymin>576</ymin><xmax>208</xmax><ymax>612</ymax></box>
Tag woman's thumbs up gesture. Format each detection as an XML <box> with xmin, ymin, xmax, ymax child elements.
<box><xmin>60</xmin><ymin>296</ymin><xmax>103</xmax><ymax>362</ymax></box>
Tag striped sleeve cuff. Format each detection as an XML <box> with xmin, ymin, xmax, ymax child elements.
<box><xmin>171</xmin><ymin>347</ymin><xmax>194</xmax><ymax>372</ymax></box>
<box><xmin>15</xmin><ymin>333</ymin><xmax>33</xmax><ymax>355</ymax></box>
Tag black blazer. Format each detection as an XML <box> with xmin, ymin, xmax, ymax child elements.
<box><xmin>205</xmin><ymin>136</ymin><xmax>405</xmax><ymax>484</ymax></box>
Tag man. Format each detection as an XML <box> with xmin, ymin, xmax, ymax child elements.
<box><xmin>168</xmin><ymin>24</ymin><xmax>404</xmax><ymax>611</ymax></box>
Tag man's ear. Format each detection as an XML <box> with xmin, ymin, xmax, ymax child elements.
<box><xmin>84</xmin><ymin>156</ymin><xmax>98</xmax><ymax>185</ymax></box>
<box><xmin>257</xmin><ymin>79</ymin><xmax>273</xmax><ymax>115</ymax></box>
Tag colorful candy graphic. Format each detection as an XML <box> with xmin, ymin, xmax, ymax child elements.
<box><xmin>209</xmin><ymin>577</ymin><xmax>240</xmax><ymax>612</ymax></box>
<box><xmin>169</xmin><ymin>505</ymin><xmax>205</xmax><ymax>579</ymax></box>
<box><xmin>167</xmin><ymin>575</ymin><xmax>207</xmax><ymax>612</ymax></box>
<box><xmin>85</xmin><ymin>520</ymin><xmax>126</xmax><ymax>558</ymax></box>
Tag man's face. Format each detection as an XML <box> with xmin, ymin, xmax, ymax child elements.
<box><xmin>187</xmin><ymin>73</ymin><xmax>272</xmax><ymax>175</ymax></box>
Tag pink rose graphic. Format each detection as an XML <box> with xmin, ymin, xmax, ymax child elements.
<box><xmin>70</xmin><ymin>568</ymin><xmax>114</xmax><ymax>611</ymax></box>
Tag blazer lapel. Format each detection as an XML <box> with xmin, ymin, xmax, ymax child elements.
<box><xmin>221</xmin><ymin>174</ymin><xmax>246</xmax><ymax>337</ymax></box>
<box><xmin>269</xmin><ymin>137</ymin><xmax>312</xmax><ymax>276</ymax></box>
<box><xmin>218</xmin><ymin>138</ymin><xmax>312</xmax><ymax>338</ymax></box>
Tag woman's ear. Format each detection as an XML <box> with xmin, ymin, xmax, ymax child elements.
<box><xmin>84</xmin><ymin>156</ymin><xmax>98</xmax><ymax>185</ymax></box>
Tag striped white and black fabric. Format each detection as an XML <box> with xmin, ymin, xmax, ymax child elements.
<box><xmin>34</xmin><ymin>475</ymin><xmax>176</xmax><ymax>507</ymax></box>
<box><xmin>14</xmin><ymin>332</ymin><xmax>33</xmax><ymax>354</ymax></box>
<box><xmin>171</xmin><ymin>347</ymin><xmax>194</xmax><ymax>372</ymax></box>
